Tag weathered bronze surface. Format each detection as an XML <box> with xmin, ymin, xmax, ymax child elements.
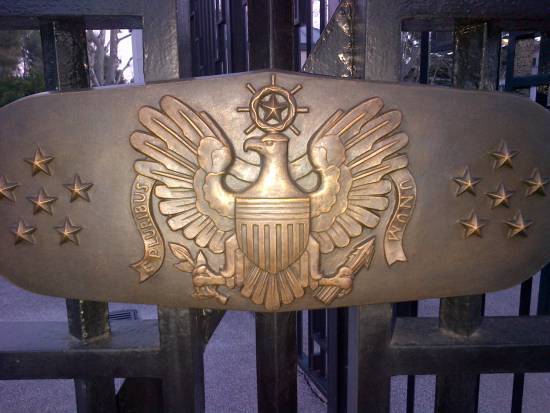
<box><xmin>0</xmin><ymin>70</ymin><xmax>548</xmax><ymax>311</ymax></box>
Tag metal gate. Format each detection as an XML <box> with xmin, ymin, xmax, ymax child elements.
<box><xmin>0</xmin><ymin>1</ymin><xmax>549</xmax><ymax>413</ymax></box>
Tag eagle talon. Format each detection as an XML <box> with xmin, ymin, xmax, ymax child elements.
<box><xmin>192</xmin><ymin>286</ymin><xmax>229</xmax><ymax>304</ymax></box>
<box><xmin>192</xmin><ymin>265</ymin><xmax>226</xmax><ymax>287</ymax></box>
<box><xmin>318</xmin><ymin>266</ymin><xmax>353</xmax><ymax>290</ymax></box>
<box><xmin>190</xmin><ymin>260</ymin><xmax>231</xmax><ymax>304</ymax></box>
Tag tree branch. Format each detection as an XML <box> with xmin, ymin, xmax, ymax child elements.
<box><xmin>89</xmin><ymin>67</ymin><xmax>100</xmax><ymax>87</ymax></box>
<box><xmin>116</xmin><ymin>57</ymin><xmax>133</xmax><ymax>83</ymax></box>
<box><xmin>118</xmin><ymin>33</ymin><xmax>132</xmax><ymax>43</ymax></box>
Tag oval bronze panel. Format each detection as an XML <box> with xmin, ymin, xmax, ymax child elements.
<box><xmin>0</xmin><ymin>71</ymin><xmax>548</xmax><ymax>311</ymax></box>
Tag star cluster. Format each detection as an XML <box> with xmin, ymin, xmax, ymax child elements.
<box><xmin>453</xmin><ymin>141</ymin><xmax>546</xmax><ymax>240</ymax></box>
<box><xmin>1</xmin><ymin>147</ymin><xmax>93</xmax><ymax>246</ymax></box>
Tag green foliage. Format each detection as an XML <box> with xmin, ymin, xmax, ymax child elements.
<box><xmin>0</xmin><ymin>31</ymin><xmax>23</xmax><ymax>79</ymax></box>
<box><xmin>0</xmin><ymin>30</ymin><xmax>45</xmax><ymax>107</ymax></box>
<box><xmin>0</xmin><ymin>73</ymin><xmax>45</xmax><ymax>107</ymax></box>
<box><xmin>21</xmin><ymin>30</ymin><xmax>44</xmax><ymax>76</ymax></box>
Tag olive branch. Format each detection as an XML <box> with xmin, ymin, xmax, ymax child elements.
<box><xmin>169</xmin><ymin>243</ymin><xmax>228</xmax><ymax>304</ymax></box>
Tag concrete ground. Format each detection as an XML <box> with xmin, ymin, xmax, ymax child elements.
<box><xmin>0</xmin><ymin>274</ymin><xmax>548</xmax><ymax>412</ymax></box>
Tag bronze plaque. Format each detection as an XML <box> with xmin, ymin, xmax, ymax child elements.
<box><xmin>0</xmin><ymin>71</ymin><xmax>548</xmax><ymax>311</ymax></box>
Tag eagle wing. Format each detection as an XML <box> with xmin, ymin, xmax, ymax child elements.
<box><xmin>308</xmin><ymin>97</ymin><xmax>409</xmax><ymax>253</ymax></box>
<box><xmin>130</xmin><ymin>95</ymin><xmax>238</xmax><ymax>254</ymax></box>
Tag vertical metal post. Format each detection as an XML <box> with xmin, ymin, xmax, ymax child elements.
<box><xmin>142</xmin><ymin>0</ymin><xmax>191</xmax><ymax>82</ymax></box>
<box><xmin>307</xmin><ymin>310</ymin><xmax>325</xmax><ymax>372</ymax></box>
<box><xmin>66</xmin><ymin>299</ymin><xmax>110</xmax><ymax>341</ymax></box>
<box><xmin>247</xmin><ymin>0</ymin><xmax>295</xmax><ymax>71</ymax></box>
<box><xmin>435</xmin><ymin>22</ymin><xmax>500</xmax><ymax>413</ymax></box>
<box><xmin>535</xmin><ymin>32</ymin><xmax>550</xmax><ymax>105</ymax></box>
<box><xmin>435</xmin><ymin>297</ymin><xmax>483</xmax><ymax>413</ymax></box>
<box><xmin>419</xmin><ymin>31</ymin><xmax>430</xmax><ymax>84</ymax></box>
<box><xmin>538</xmin><ymin>264</ymin><xmax>550</xmax><ymax>316</ymax></box>
<box><xmin>320</xmin><ymin>0</ymin><xmax>327</xmax><ymax>33</ymax></box>
<box><xmin>394</xmin><ymin>300</ymin><xmax>418</xmax><ymax>413</ymax></box>
<box><xmin>479</xmin><ymin>24</ymin><xmax>501</xmax><ymax>92</ymax></box>
<box><xmin>256</xmin><ymin>311</ymin><xmax>298</xmax><ymax>413</ymax></box>
<box><xmin>156</xmin><ymin>305</ymin><xmax>222</xmax><ymax>413</ymax></box>
<box><xmin>435</xmin><ymin>21</ymin><xmax>500</xmax><ymax>413</ymax></box>
<box><xmin>509</xmin><ymin>31</ymin><xmax>550</xmax><ymax>406</ymax></box>
<box><xmin>327</xmin><ymin>308</ymin><xmax>348</xmax><ymax>413</ymax></box>
<box><xmin>356</xmin><ymin>0</ymin><xmax>402</xmax><ymax>81</ymax></box>
<box><xmin>292</xmin><ymin>0</ymin><xmax>304</xmax><ymax>72</ymax></box>
<box><xmin>141</xmin><ymin>1</ymin><xmax>213</xmax><ymax>411</ymax></box>
<box><xmin>39</xmin><ymin>17</ymin><xmax>116</xmax><ymax>413</ymax></box>
<box><xmin>346</xmin><ymin>3</ymin><xmax>401</xmax><ymax>412</ymax></box>
<box><xmin>39</xmin><ymin>19</ymin><xmax>90</xmax><ymax>91</ymax></box>
<box><xmin>305</xmin><ymin>0</ymin><xmax>313</xmax><ymax>55</ymax></box>
<box><xmin>229</xmin><ymin>0</ymin><xmax>248</xmax><ymax>72</ymax></box>
<box><xmin>327</xmin><ymin>310</ymin><xmax>339</xmax><ymax>412</ymax></box>
<box><xmin>453</xmin><ymin>21</ymin><xmax>501</xmax><ymax>91</ymax></box>
<box><xmin>247</xmin><ymin>2</ymin><xmax>297</xmax><ymax>412</ymax></box>
<box><xmin>347</xmin><ymin>304</ymin><xmax>393</xmax><ymax>413</ymax></box>
<box><xmin>510</xmin><ymin>277</ymin><xmax>532</xmax><ymax>413</ymax></box>
<box><xmin>125</xmin><ymin>2</ymin><xmax>214</xmax><ymax>412</ymax></box>
<box><xmin>38</xmin><ymin>20</ymin><xmax>59</xmax><ymax>91</ymax></box>
<box><xmin>351</xmin><ymin>0</ymin><xmax>367</xmax><ymax>80</ymax></box>
<box><xmin>438</xmin><ymin>295</ymin><xmax>483</xmax><ymax>336</ymax></box>
<box><xmin>158</xmin><ymin>308</ymin><xmax>206</xmax><ymax>413</ymax></box>
<box><xmin>72</xmin><ymin>375</ymin><xmax>116</xmax><ymax>413</ymax></box>
<box><xmin>452</xmin><ymin>22</ymin><xmax>484</xmax><ymax>89</ymax></box>
<box><xmin>504</xmin><ymin>32</ymin><xmax>518</xmax><ymax>92</ymax></box>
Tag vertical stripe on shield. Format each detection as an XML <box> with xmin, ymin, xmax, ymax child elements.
<box><xmin>235</xmin><ymin>197</ymin><xmax>310</xmax><ymax>273</ymax></box>
<box><xmin>269</xmin><ymin>223</ymin><xmax>277</xmax><ymax>273</ymax></box>
<box><xmin>281</xmin><ymin>224</ymin><xmax>288</xmax><ymax>271</ymax></box>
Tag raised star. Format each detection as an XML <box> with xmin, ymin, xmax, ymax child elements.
<box><xmin>55</xmin><ymin>217</ymin><xmax>82</xmax><ymax>245</ymax></box>
<box><xmin>453</xmin><ymin>167</ymin><xmax>481</xmax><ymax>196</ymax></box>
<box><xmin>0</xmin><ymin>176</ymin><xmax>19</xmax><ymax>202</ymax></box>
<box><xmin>27</xmin><ymin>188</ymin><xmax>57</xmax><ymax>215</ymax></box>
<box><xmin>522</xmin><ymin>168</ymin><xmax>549</xmax><ymax>197</ymax></box>
<box><xmin>486</xmin><ymin>183</ymin><xmax>515</xmax><ymax>208</ymax></box>
<box><xmin>458</xmin><ymin>211</ymin><xmax>488</xmax><ymax>239</ymax></box>
<box><xmin>10</xmin><ymin>219</ymin><xmax>36</xmax><ymax>245</ymax></box>
<box><xmin>64</xmin><ymin>174</ymin><xmax>93</xmax><ymax>202</ymax></box>
<box><xmin>260</xmin><ymin>93</ymin><xmax>288</xmax><ymax>123</ymax></box>
<box><xmin>490</xmin><ymin>141</ymin><xmax>518</xmax><ymax>169</ymax></box>
<box><xmin>24</xmin><ymin>148</ymin><xmax>55</xmax><ymax>176</ymax></box>
<box><xmin>504</xmin><ymin>210</ymin><xmax>533</xmax><ymax>239</ymax></box>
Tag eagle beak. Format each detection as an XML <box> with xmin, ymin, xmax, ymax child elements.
<box><xmin>243</xmin><ymin>137</ymin><xmax>263</xmax><ymax>153</ymax></box>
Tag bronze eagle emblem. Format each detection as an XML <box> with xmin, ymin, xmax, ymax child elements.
<box><xmin>130</xmin><ymin>74</ymin><xmax>416</xmax><ymax>310</ymax></box>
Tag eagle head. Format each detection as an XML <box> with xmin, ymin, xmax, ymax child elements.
<box><xmin>243</xmin><ymin>133</ymin><xmax>289</xmax><ymax>158</ymax></box>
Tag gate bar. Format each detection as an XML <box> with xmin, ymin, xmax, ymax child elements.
<box><xmin>435</xmin><ymin>296</ymin><xmax>483</xmax><ymax>413</ymax></box>
<box><xmin>390</xmin><ymin>316</ymin><xmax>550</xmax><ymax>374</ymax></box>
<box><xmin>247</xmin><ymin>1</ymin><xmax>297</xmax><ymax>412</ymax></box>
<box><xmin>158</xmin><ymin>308</ymin><xmax>205</xmax><ymax>413</ymax></box>
<box><xmin>434</xmin><ymin>21</ymin><xmax>500</xmax><ymax>413</ymax></box>
<box><xmin>256</xmin><ymin>311</ymin><xmax>298</xmax><ymax>413</ymax></box>
<box><xmin>38</xmin><ymin>16</ymin><xmax>118</xmax><ymax>413</ymax></box>
<box><xmin>3</xmin><ymin>315</ymin><xmax>550</xmax><ymax>380</ymax></box>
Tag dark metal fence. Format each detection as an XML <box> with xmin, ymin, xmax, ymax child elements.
<box><xmin>0</xmin><ymin>1</ymin><xmax>549</xmax><ymax>413</ymax></box>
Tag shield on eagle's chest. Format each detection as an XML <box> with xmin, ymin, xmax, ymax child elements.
<box><xmin>235</xmin><ymin>197</ymin><xmax>310</xmax><ymax>273</ymax></box>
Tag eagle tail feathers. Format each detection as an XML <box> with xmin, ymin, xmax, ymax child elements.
<box><xmin>241</xmin><ymin>264</ymin><xmax>305</xmax><ymax>311</ymax></box>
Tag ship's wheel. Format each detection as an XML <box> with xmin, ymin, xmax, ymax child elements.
<box><xmin>237</xmin><ymin>74</ymin><xmax>309</xmax><ymax>135</ymax></box>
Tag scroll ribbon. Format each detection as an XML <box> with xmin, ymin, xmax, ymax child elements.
<box><xmin>384</xmin><ymin>169</ymin><xmax>416</xmax><ymax>266</ymax></box>
<box><xmin>130</xmin><ymin>175</ymin><xmax>165</xmax><ymax>282</ymax></box>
